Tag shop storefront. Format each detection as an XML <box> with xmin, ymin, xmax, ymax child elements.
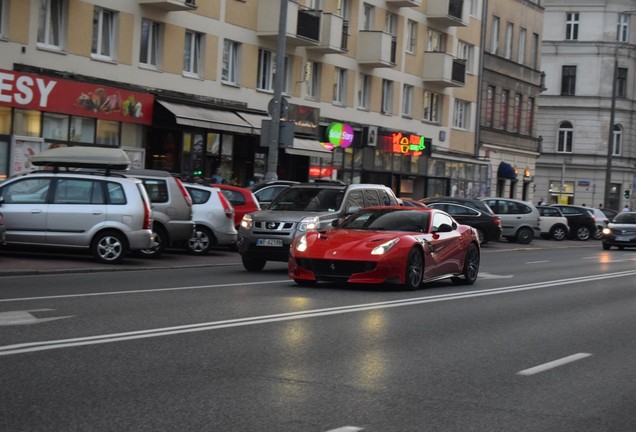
<box><xmin>0</xmin><ymin>68</ymin><xmax>153</xmax><ymax>179</ymax></box>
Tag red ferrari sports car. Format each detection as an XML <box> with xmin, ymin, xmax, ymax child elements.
<box><xmin>288</xmin><ymin>206</ymin><xmax>480</xmax><ymax>289</ymax></box>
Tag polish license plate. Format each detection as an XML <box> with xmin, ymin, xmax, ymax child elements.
<box><xmin>256</xmin><ymin>238</ymin><xmax>283</xmax><ymax>247</ymax></box>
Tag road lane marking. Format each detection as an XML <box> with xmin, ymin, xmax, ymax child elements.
<box><xmin>517</xmin><ymin>353</ymin><xmax>592</xmax><ymax>376</ymax></box>
<box><xmin>0</xmin><ymin>309</ymin><xmax>72</xmax><ymax>326</ymax></box>
<box><xmin>325</xmin><ymin>427</ymin><xmax>364</xmax><ymax>432</ymax></box>
<box><xmin>2</xmin><ymin>270</ymin><xmax>636</xmax><ymax>356</ymax></box>
<box><xmin>526</xmin><ymin>260</ymin><xmax>550</xmax><ymax>264</ymax></box>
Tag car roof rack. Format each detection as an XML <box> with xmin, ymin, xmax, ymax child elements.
<box><xmin>30</xmin><ymin>147</ymin><xmax>130</xmax><ymax>174</ymax></box>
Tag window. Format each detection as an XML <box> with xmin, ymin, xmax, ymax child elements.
<box><xmin>307</xmin><ymin>62</ymin><xmax>320</xmax><ymax>99</ymax></box>
<box><xmin>427</xmin><ymin>29</ymin><xmax>445</xmax><ymax>52</ymax></box>
<box><xmin>490</xmin><ymin>16</ymin><xmax>500</xmax><ymax>54</ymax></box>
<box><xmin>565</xmin><ymin>12</ymin><xmax>579</xmax><ymax>40</ymax></box>
<box><xmin>0</xmin><ymin>0</ymin><xmax>7</xmax><ymax>38</ymax></box>
<box><xmin>613</xmin><ymin>124</ymin><xmax>622</xmax><ymax>156</ymax></box>
<box><xmin>358</xmin><ymin>73</ymin><xmax>371</xmax><ymax>109</ymax></box>
<box><xmin>70</xmin><ymin>116</ymin><xmax>96</xmax><ymax>143</ymax></box>
<box><xmin>531</xmin><ymin>33</ymin><xmax>539</xmax><ymax>69</ymax></box>
<box><xmin>140</xmin><ymin>19</ymin><xmax>160</xmax><ymax>68</ymax></box>
<box><xmin>504</xmin><ymin>22</ymin><xmax>513</xmax><ymax>59</ymax></box>
<box><xmin>406</xmin><ymin>20</ymin><xmax>417</xmax><ymax>53</ymax></box>
<box><xmin>96</xmin><ymin>119</ymin><xmax>119</xmax><ymax>146</ymax></box>
<box><xmin>363</xmin><ymin>3</ymin><xmax>374</xmax><ymax>30</ymax></box>
<box><xmin>526</xmin><ymin>97</ymin><xmax>535</xmax><ymax>135</ymax></box>
<box><xmin>453</xmin><ymin>99</ymin><xmax>469</xmax><ymax>129</ymax></box>
<box><xmin>92</xmin><ymin>7</ymin><xmax>115</xmax><ymax>59</ymax></box>
<box><xmin>183</xmin><ymin>31</ymin><xmax>201</xmax><ymax>76</ymax></box>
<box><xmin>485</xmin><ymin>85</ymin><xmax>495</xmax><ymax>127</ymax></box>
<box><xmin>381</xmin><ymin>79</ymin><xmax>393</xmax><ymax>114</ymax></box>
<box><xmin>617</xmin><ymin>67</ymin><xmax>627</xmax><ymax>98</ymax></box>
<box><xmin>557</xmin><ymin>121</ymin><xmax>573</xmax><ymax>153</ymax></box>
<box><xmin>43</xmin><ymin>113</ymin><xmax>69</xmax><ymax>140</ymax></box>
<box><xmin>513</xmin><ymin>93</ymin><xmax>521</xmax><ymax>133</ymax></box>
<box><xmin>518</xmin><ymin>28</ymin><xmax>527</xmax><ymax>64</ymax></box>
<box><xmin>386</xmin><ymin>12</ymin><xmax>397</xmax><ymax>35</ymax></box>
<box><xmin>423</xmin><ymin>90</ymin><xmax>441</xmax><ymax>123</ymax></box>
<box><xmin>38</xmin><ymin>0</ymin><xmax>66</xmax><ymax>49</ymax></box>
<box><xmin>333</xmin><ymin>67</ymin><xmax>347</xmax><ymax>104</ymax></box>
<box><xmin>469</xmin><ymin>0</ymin><xmax>479</xmax><ymax>17</ymax></box>
<box><xmin>282</xmin><ymin>55</ymin><xmax>291</xmax><ymax>94</ymax></box>
<box><xmin>402</xmin><ymin>84</ymin><xmax>413</xmax><ymax>117</ymax></box>
<box><xmin>561</xmin><ymin>65</ymin><xmax>576</xmax><ymax>95</ymax></box>
<box><xmin>337</xmin><ymin>0</ymin><xmax>351</xmax><ymax>21</ymax></box>
<box><xmin>222</xmin><ymin>40</ymin><xmax>240</xmax><ymax>84</ymax></box>
<box><xmin>457</xmin><ymin>41</ymin><xmax>474</xmax><ymax>73</ymax></box>
<box><xmin>257</xmin><ymin>48</ymin><xmax>273</xmax><ymax>91</ymax></box>
<box><xmin>618</xmin><ymin>13</ymin><xmax>630</xmax><ymax>42</ymax></box>
<box><xmin>500</xmin><ymin>89</ymin><xmax>509</xmax><ymax>130</ymax></box>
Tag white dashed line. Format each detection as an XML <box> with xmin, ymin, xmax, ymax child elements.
<box><xmin>517</xmin><ymin>353</ymin><xmax>592</xmax><ymax>376</ymax></box>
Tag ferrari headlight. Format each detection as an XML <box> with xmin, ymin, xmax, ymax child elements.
<box><xmin>298</xmin><ymin>216</ymin><xmax>320</xmax><ymax>232</ymax></box>
<box><xmin>295</xmin><ymin>234</ymin><xmax>308</xmax><ymax>252</ymax></box>
<box><xmin>371</xmin><ymin>238</ymin><xmax>400</xmax><ymax>255</ymax></box>
<box><xmin>240</xmin><ymin>214</ymin><xmax>253</xmax><ymax>230</ymax></box>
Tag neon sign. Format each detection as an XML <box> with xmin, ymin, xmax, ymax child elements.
<box><xmin>323</xmin><ymin>122</ymin><xmax>354</xmax><ymax>151</ymax></box>
<box><xmin>391</xmin><ymin>133</ymin><xmax>427</xmax><ymax>156</ymax></box>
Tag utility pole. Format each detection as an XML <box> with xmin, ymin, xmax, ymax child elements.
<box><xmin>264</xmin><ymin>0</ymin><xmax>288</xmax><ymax>181</ymax></box>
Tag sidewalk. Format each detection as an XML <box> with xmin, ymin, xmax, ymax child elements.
<box><xmin>0</xmin><ymin>247</ymin><xmax>242</xmax><ymax>277</ymax></box>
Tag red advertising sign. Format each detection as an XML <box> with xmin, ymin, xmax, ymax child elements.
<box><xmin>0</xmin><ymin>68</ymin><xmax>154</xmax><ymax>125</ymax></box>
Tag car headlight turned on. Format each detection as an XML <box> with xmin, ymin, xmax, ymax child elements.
<box><xmin>298</xmin><ymin>216</ymin><xmax>320</xmax><ymax>232</ymax></box>
<box><xmin>602</xmin><ymin>227</ymin><xmax>611</xmax><ymax>235</ymax></box>
<box><xmin>240</xmin><ymin>214</ymin><xmax>253</xmax><ymax>230</ymax></box>
<box><xmin>371</xmin><ymin>238</ymin><xmax>400</xmax><ymax>255</ymax></box>
<box><xmin>295</xmin><ymin>234</ymin><xmax>308</xmax><ymax>252</ymax></box>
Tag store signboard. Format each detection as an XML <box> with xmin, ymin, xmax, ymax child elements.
<box><xmin>0</xmin><ymin>68</ymin><xmax>154</xmax><ymax>125</ymax></box>
<box><xmin>378</xmin><ymin>132</ymin><xmax>431</xmax><ymax>157</ymax></box>
<box><xmin>323</xmin><ymin>122</ymin><xmax>353</xmax><ymax>150</ymax></box>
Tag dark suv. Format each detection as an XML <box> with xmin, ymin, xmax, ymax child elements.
<box><xmin>550</xmin><ymin>204</ymin><xmax>597</xmax><ymax>241</ymax></box>
<box><xmin>237</xmin><ymin>182</ymin><xmax>398</xmax><ymax>271</ymax></box>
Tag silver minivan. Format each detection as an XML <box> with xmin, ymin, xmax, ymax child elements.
<box><xmin>0</xmin><ymin>171</ymin><xmax>154</xmax><ymax>263</ymax></box>
<box><xmin>480</xmin><ymin>198</ymin><xmax>541</xmax><ymax>244</ymax></box>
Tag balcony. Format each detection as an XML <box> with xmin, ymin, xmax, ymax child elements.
<box><xmin>307</xmin><ymin>13</ymin><xmax>348</xmax><ymax>53</ymax></box>
<box><xmin>138</xmin><ymin>0</ymin><xmax>196</xmax><ymax>11</ymax></box>
<box><xmin>427</xmin><ymin>0</ymin><xmax>467</xmax><ymax>27</ymax></box>
<box><xmin>385</xmin><ymin>0</ymin><xmax>422</xmax><ymax>7</ymax></box>
<box><xmin>422</xmin><ymin>52</ymin><xmax>466</xmax><ymax>87</ymax></box>
<box><xmin>357</xmin><ymin>31</ymin><xmax>396</xmax><ymax>68</ymax></box>
<box><xmin>257</xmin><ymin>0</ymin><xmax>321</xmax><ymax>46</ymax></box>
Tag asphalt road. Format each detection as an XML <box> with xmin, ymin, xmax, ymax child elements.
<box><xmin>1</xmin><ymin>239</ymin><xmax>636</xmax><ymax>431</ymax></box>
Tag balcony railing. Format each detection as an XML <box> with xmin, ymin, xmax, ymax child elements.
<box><xmin>426</xmin><ymin>0</ymin><xmax>467</xmax><ymax>27</ymax></box>
<box><xmin>422</xmin><ymin>52</ymin><xmax>466</xmax><ymax>87</ymax></box>
<box><xmin>257</xmin><ymin>0</ymin><xmax>322</xmax><ymax>46</ymax></box>
<box><xmin>357</xmin><ymin>31</ymin><xmax>396</xmax><ymax>68</ymax></box>
<box><xmin>138</xmin><ymin>0</ymin><xmax>196</xmax><ymax>11</ymax></box>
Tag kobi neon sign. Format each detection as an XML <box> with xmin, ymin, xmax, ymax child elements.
<box><xmin>391</xmin><ymin>133</ymin><xmax>427</xmax><ymax>156</ymax></box>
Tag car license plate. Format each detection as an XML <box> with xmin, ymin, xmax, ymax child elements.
<box><xmin>615</xmin><ymin>236</ymin><xmax>630</xmax><ymax>242</ymax></box>
<box><xmin>256</xmin><ymin>238</ymin><xmax>283</xmax><ymax>247</ymax></box>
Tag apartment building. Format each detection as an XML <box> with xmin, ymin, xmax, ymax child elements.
<box><xmin>477</xmin><ymin>0</ymin><xmax>544</xmax><ymax>201</ymax></box>
<box><xmin>0</xmin><ymin>0</ymin><xmax>485</xmax><ymax>199</ymax></box>
<box><xmin>536</xmin><ymin>0</ymin><xmax>636</xmax><ymax>210</ymax></box>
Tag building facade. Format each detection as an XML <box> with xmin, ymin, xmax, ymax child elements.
<box><xmin>0</xmin><ymin>0</ymin><xmax>491</xmax><ymax>199</ymax></box>
<box><xmin>477</xmin><ymin>0</ymin><xmax>544</xmax><ymax>202</ymax></box>
<box><xmin>536</xmin><ymin>0</ymin><xmax>636</xmax><ymax>210</ymax></box>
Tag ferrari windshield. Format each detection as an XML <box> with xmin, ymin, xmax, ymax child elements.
<box><xmin>340</xmin><ymin>209</ymin><xmax>430</xmax><ymax>232</ymax></box>
<box><xmin>269</xmin><ymin>187</ymin><xmax>344</xmax><ymax>212</ymax></box>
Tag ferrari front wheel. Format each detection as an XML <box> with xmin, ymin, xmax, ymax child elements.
<box><xmin>451</xmin><ymin>243</ymin><xmax>480</xmax><ymax>285</ymax></box>
<box><xmin>404</xmin><ymin>247</ymin><xmax>423</xmax><ymax>290</ymax></box>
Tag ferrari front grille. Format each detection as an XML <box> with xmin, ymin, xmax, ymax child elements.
<box><xmin>296</xmin><ymin>258</ymin><xmax>376</xmax><ymax>279</ymax></box>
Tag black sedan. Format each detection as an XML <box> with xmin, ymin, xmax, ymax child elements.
<box><xmin>601</xmin><ymin>211</ymin><xmax>636</xmax><ymax>250</ymax></box>
<box><xmin>425</xmin><ymin>202</ymin><xmax>502</xmax><ymax>245</ymax></box>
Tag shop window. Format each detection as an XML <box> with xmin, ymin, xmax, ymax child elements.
<box><xmin>13</xmin><ymin>109</ymin><xmax>41</xmax><ymax>137</ymax></box>
<box><xmin>70</xmin><ymin>116</ymin><xmax>95</xmax><ymax>143</ymax></box>
<box><xmin>43</xmin><ymin>113</ymin><xmax>69</xmax><ymax>141</ymax></box>
<box><xmin>0</xmin><ymin>107</ymin><xmax>11</xmax><ymax>134</ymax></box>
<box><xmin>96</xmin><ymin>119</ymin><xmax>119</xmax><ymax>146</ymax></box>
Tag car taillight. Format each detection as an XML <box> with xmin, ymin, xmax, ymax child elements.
<box><xmin>218</xmin><ymin>191</ymin><xmax>234</xmax><ymax>219</ymax></box>
<box><xmin>137</xmin><ymin>184</ymin><xmax>153</xmax><ymax>230</ymax></box>
<box><xmin>174</xmin><ymin>177</ymin><xmax>193</xmax><ymax>207</ymax></box>
<box><xmin>493</xmin><ymin>216</ymin><xmax>501</xmax><ymax>225</ymax></box>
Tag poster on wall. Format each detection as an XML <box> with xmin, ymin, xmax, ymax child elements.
<box><xmin>10</xmin><ymin>136</ymin><xmax>45</xmax><ymax>176</ymax></box>
<box><xmin>123</xmin><ymin>147</ymin><xmax>145</xmax><ymax>169</ymax></box>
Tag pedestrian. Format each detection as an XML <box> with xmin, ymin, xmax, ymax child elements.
<box><xmin>211</xmin><ymin>166</ymin><xmax>224</xmax><ymax>184</ymax></box>
<box><xmin>622</xmin><ymin>204</ymin><xmax>630</xmax><ymax>212</ymax></box>
<box><xmin>537</xmin><ymin>197</ymin><xmax>545</xmax><ymax>205</ymax></box>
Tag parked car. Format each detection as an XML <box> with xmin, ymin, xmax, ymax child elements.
<box><xmin>600</xmin><ymin>207</ymin><xmax>619</xmax><ymax>220</ymax></box>
<box><xmin>536</xmin><ymin>205</ymin><xmax>570</xmax><ymax>241</ymax></box>
<box><xmin>0</xmin><ymin>147</ymin><xmax>154</xmax><ymax>263</ymax></box>
<box><xmin>249</xmin><ymin>180</ymin><xmax>299</xmax><ymax>209</ymax></box>
<box><xmin>288</xmin><ymin>206</ymin><xmax>480</xmax><ymax>289</ymax></box>
<box><xmin>121</xmin><ymin>169</ymin><xmax>195</xmax><ymax>257</ymax></box>
<box><xmin>184</xmin><ymin>184</ymin><xmax>237</xmax><ymax>254</ymax></box>
<box><xmin>421</xmin><ymin>196</ymin><xmax>494</xmax><ymax>214</ymax></box>
<box><xmin>601</xmin><ymin>211</ymin><xmax>636</xmax><ymax>250</ymax></box>
<box><xmin>238</xmin><ymin>182</ymin><xmax>399</xmax><ymax>271</ymax></box>
<box><xmin>550</xmin><ymin>204</ymin><xmax>597</xmax><ymax>241</ymax></box>
<box><xmin>425</xmin><ymin>201</ymin><xmax>502</xmax><ymax>244</ymax></box>
<box><xmin>215</xmin><ymin>183</ymin><xmax>260</xmax><ymax>229</ymax></box>
<box><xmin>398</xmin><ymin>197</ymin><xmax>429</xmax><ymax>207</ymax></box>
<box><xmin>586</xmin><ymin>207</ymin><xmax>609</xmax><ymax>240</ymax></box>
<box><xmin>480</xmin><ymin>198</ymin><xmax>541</xmax><ymax>244</ymax></box>
<box><xmin>0</xmin><ymin>211</ymin><xmax>6</xmax><ymax>245</ymax></box>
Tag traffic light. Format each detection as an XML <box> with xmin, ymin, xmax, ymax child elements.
<box><xmin>625</xmin><ymin>189</ymin><xmax>631</xmax><ymax>199</ymax></box>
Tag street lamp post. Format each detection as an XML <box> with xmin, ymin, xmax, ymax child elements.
<box><xmin>603</xmin><ymin>52</ymin><xmax>619</xmax><ymax>209</ymax></box>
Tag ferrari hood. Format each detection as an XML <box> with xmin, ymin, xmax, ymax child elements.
<box><xmin>301</xmin><ymin>229</ymin><xmax>408</xmax><ymax>256</ymax></box>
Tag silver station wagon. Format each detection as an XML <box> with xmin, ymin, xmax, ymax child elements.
<box><xmin>0</xmin><ymin>147</ymin><xmax>154</xmax><ymax>263</ymax></box>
